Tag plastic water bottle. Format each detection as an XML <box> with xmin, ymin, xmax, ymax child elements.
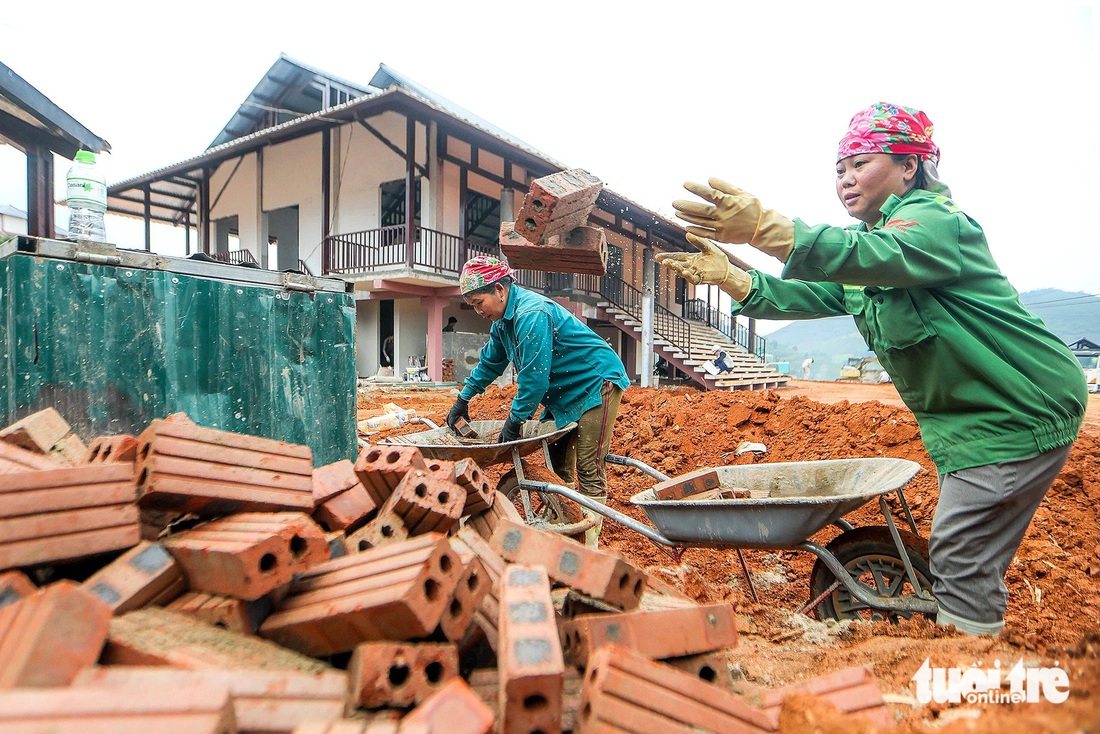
<box><xmin>66</xmin><ymin>150</ymin><xmax>107</xmax><ymax>242</ymax></box>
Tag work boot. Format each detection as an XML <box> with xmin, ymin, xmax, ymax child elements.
<box><xmin>583</xmin><ymin>496</ymin><xmax>606</xmax><ymax>548</ymax></box>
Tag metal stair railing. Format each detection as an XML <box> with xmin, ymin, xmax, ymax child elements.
<box><xmin>684</xmin><ymin>298</ymin><xmax>767</xmax><ymax>358</ymax></box>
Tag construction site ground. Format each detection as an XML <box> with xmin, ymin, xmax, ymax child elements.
<box><xmin>360</xmin><ymin>379</ymin><xmax>1100</xmax><ymax>733</ymax></box>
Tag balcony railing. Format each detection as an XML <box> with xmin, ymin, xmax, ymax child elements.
<box><xmin>685</xmin><ymin>298</ymin><xmax>767</xmax><ymax>357</ymax></box>
<box><xmin>322</xmin><ymin>225</ymin><xmax>477</xmax><ymax>276</ymax></box>
<box><xmin>211</xmin><ymin>249</ymin><xmax>258</xmax><ymax>266</ymax></box>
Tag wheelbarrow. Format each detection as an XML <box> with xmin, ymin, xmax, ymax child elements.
<box><xmin>518</xmin><ymin>454</ymin><xmax>939</xmax><ymax>622</ymax></box>
<box><xmin>380</xmin><ymin>419</ymin><xmax>601</xmax><ymax>536</ymax></box>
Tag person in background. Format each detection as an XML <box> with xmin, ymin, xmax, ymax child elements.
<box><xmin>446</xmin><ymin>255</ymin><xmax>630</xmax><ymax>546</ymax></box>
<box><xmin>380</xmin><ymin>334</ymin><xmax>394</xmax><ymax>369</ymax></box>
<box><xmin>656</xmin><ymin>102</ymin><xmax>1085</xmax><ymax>637</ymax></box>
<box><xmin>801</xmin><ymin>356</ymin><xmax>814</xmax><ymax>380</ymax></box>
<box><xmin>712</xmin><ymin>348</ymin><xmax>734</xmax><ymax>374</ymax></box>
<box><xmin>443</xmin><ymin>316</ymin><xmax>458</xmax><ymax>332</ymax></box>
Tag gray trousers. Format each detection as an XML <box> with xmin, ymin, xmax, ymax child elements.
<box><xmin>930</xmin><ymin>443</ymin><xmax>1073</xmax><ymax>634</ymax></box>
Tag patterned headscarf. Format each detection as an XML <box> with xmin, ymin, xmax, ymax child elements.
<box><xmin>837</xmin><ymin>102</ymin><xmax>940</xmax><ymax>164</ymax></box>
<box><xmin>460</xmin><ymin>255</ymin><xmax>515</xmax><ymax>295</ymax></box>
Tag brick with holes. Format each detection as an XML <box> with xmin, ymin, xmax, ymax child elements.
<box><xmin>135</xmin><ymin>419</ymin><xmax>314</xmax><ymax>514</ymax></box>
<box><xmin>103</xmin><ymin>607</ymin><xmax>331</xmax><ymax>672</ymax></box>
<box><xmin>439</xmin><ymin>553</ymin><xmax>491</xmax><ymax>643</ymax></box>
<box><xmin>423</xmin><ymin>458</ymin><xmax>456</xmax><ymax>482</ymax></box>
<box><xmin>379</xmin><ymin>470</ymin><xmax>464</xmax><ymax>536</ymax></box>
<box><xmin>467</xmin><ymin>666</ymin><xmax>583</xmax><ymax>734</ymax></box>
<box><xmin>353</xmin><ymin>445</ymin><xmax>428</xmax><ymax>507</ymax></box>
<box><xmin>348</xmin><ymin>641</ymin><xmax>459</xmax><ymax>708</ymax></box>
<box><xmin>259</xmin><ymin>533</ymin><xmax>462</xmax><ymax>656</ymax></box>
<box><xmin>491</xmin><ymin>519</ymin><xmax>646</xmax><ymax>610</ymax></box>
<box><xmin>163</xmin><ymin>513</ymin><xmax>329</xmax><ymax>601</ymax></box>
<box><xmin>84</xmin><ymin>434</ymin><xmax>139</xmax><ymax>463</ymax></box>
<box><xmin>346</xmin><ymin>508</ymin><xmax>410</xmax><ymax>553</ymax></box>
<box><xmin>0</xmin><ymin>407</ymin><xmax>73</xmax><ymax>454</ymax></box>
<box><xmin>453</xmin><ymin>458</ymin><xmax>493</xmax><ymax>516</ymax></box>
<box><xmin>166</xmin><ymin>591</ymin><xmax>273</xmax><ymax>635</ymax></box>
<box><xmin>73</xmin><ymin>665</ymin><xmax>350</xmax><ymax>733</ymax></box>
<box><xmin>81</xmin><ymin>541</ymin><xmax>185</xmax><ymax>613</ymax></box>
<box><xmin>0</xmin><ymin>440</ymin><xmax>63</xmax><ymax>473</ymax></box>
<box><xmin>560</xmin><ymin>602</ymin><xmax>738</xmax><ymax>667</ymax></box>
<box><xmin>578</xmin><ymin>644</ymin><xmax>777</xmax><ymax>733</ymax></box>
<box><xmin>401</xmin><ymin>677</ymin><xmax>494</xmax><ymax>734</ymax></box>
<box><xmin>454</xmin><ymin>528</ymin><xmax>506</xmax><ymax>652</ymax></box>
<box><xmin>313</xmin><ymin>483</ymin><xmax>378</xmax><ymax>534</ymax></box>
<box><xmin>0</xmin><ymin>580</ymin><xmax>112</xmax><ymax>688</ymax></box>
<box><xmin>312</xmin><ymin>459</ymin><xmax>361</xmax><ymax>505</ymax></box>
<box><xmin>746</xmin><ymin>665</ymin><xmax>891</xmax><ymax>729</ymax></box>
<box><xmin>0</xmin><ymin>463</ymin><xmax>140</xmax><ymax>571</ymax></box>
<box><xmin>513</xmin><ymin>168</ymin><xmax>603</xmax><ymax>245</ymax></box>
<box><xmin>498</xmin><ymin>564</ymin><xmax>564</xmax><ymax>734</ymax></box>
<box><xmin>652</xmin><ymin>468</ymin><xmax>722</xmax><ymax>501</ymax></box>
<box><xmin>465</xmin><ymin>491</ymin><xmax>523</xmax><ymax>541</ymax></box>
<box><xmin>0</xmin><ymin>684</ymin><xmax>236</xmax><ymax>734</ymax></box>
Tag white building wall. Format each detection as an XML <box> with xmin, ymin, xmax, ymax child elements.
<box><xmin>394</xmin><ymin>297</ymin><xmax>429</xmax><ymax>374</ymax></box>
<box><xmin>208</xmin><ymin>153</ymin><xmax>259</xmax><ymax>256</ymax></box>
<box><xmin>263</xmin><ymin>133</ymin><xmax>323</xmax><ymax>272</ymax></box>
<box><xmin>355</xmin><ymin>299</ymin><xmax>380</xmax><ymax>377</ymax></box>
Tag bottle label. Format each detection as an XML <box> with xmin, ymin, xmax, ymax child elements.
<box><xmin>67</xmin><ymin>176</ymin><xmax>107</xmax><ymax>208</ymax></box>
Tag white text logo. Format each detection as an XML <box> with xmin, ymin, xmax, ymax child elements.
<box><xmin>911</xmin><ymin>658</ymin><xmax>1069</xmax><ymax>704</ymax></box>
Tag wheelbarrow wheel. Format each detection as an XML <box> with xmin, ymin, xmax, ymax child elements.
<box><xmin>809</xmin><ymin>525</ymin><xmax>934</xmax><ymax>623</ymax></box>
<box><xmin>497</xmin><ymin>468</ymin><xmax>586</xmax><ymax>543</ymax></box>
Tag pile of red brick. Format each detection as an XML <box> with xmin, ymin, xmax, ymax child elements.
<box><xmin>0</xmin><ymin>408</ymin><xmax>892</xmax><ymax>733</ymax></box>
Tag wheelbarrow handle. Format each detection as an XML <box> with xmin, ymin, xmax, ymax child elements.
<box><xmin>518</xmin><ymin>480</ymin><xmax>679</xmax><ymax>549</ymax></box>
<box><xmin>604</xmin><ymin>453</ymin><xmax>670</xmax><ymax>483</ymax></box>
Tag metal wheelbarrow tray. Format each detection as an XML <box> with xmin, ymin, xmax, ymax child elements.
<box><xmin>380</xmin><ymin>419</ymin><xmax>576</xmax><ymax>467</ymax></box>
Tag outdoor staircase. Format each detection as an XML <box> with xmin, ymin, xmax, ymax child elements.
<box><xmin>593</xmin><ymin>299</ymin><xmax>789</xmax><ymax>392</ymax></box>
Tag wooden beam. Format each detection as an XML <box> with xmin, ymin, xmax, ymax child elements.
<box><xmin>357</xmin><ymin>117</ymin><xmax>428</xmax><ymax>178</ymax></box>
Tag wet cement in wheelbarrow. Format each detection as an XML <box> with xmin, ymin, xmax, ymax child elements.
<box><xmin>360</xmin><ymin>382</ymin><xmax>1100</xmax><ymax>732</ymax></box>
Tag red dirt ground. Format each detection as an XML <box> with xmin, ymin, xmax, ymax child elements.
<box><xmin>359</xmin><ymin>380</ymin><xmax>1100</xmax><ymax>732</ymax></box>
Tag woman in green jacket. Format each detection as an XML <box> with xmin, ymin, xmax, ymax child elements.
<box><xmin>657</xmin><ymin>102</ymin><xmax>1086</xmax><ymax>636</ymax></box>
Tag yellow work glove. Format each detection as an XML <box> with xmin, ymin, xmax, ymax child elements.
<box><xmin>672</xmin><ymin>178</ymin><xmax>794</xmax><ymax>263</ymax></box>
<box><xmin>654</xmin><ymin>234</ymin><xmax>753</xmax><ymax>302</ymax></box>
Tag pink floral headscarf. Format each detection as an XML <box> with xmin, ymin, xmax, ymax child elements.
<box><xmin>837</xmin><ymin>102</ymin><xmax>940</xmax><ymax>164</ymax></box>
<box><xmin>460</xmin><ymin>255</ymin><xmax>515</xmax><ymax>295</ymax></box>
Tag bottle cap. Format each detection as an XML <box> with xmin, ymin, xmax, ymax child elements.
<box><xmin>75</xmin><ymin>150</ymin><xmax>96</xmax><ymax>164</ymax></box>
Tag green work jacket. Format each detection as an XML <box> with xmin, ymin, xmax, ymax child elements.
<box><xmin>460</xmin><ymin>283</ymin><xmax>630</xmax><ymax>427</ymax></box>
<box><xmin>733</xmin><ymin>189</ymin><xmax>1085</xmax><ymax>473</ymax></box>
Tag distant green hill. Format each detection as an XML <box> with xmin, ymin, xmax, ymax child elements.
<box><xmin>763</xmin><ymin>289</ymin><xmax>1100</xmax><ymax>381</ymax></box>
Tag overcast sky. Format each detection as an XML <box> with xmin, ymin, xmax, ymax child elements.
<box><xmin>2</xmin><ymin>1</ymin><xmax>1097</xmax><ymax>317</ymax></box>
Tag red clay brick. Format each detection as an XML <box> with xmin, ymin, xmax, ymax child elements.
<box><xmin>453</xmin><ymin>458</ymin><xmax>493</xmax><ymax>516</ymax></box>
<box><xmin>0</xmin><ymin>407</ymin><xmax>72</xmax><ymax>454</ymax></box>
<box><xmin>346</xmin><ymin>508</ymin><xmax>410</xmax><ymax>552</ymax></box>
<box><xmin>561</xmin><ymin>602</ymin><xmax>738</xmax><ymax>667</ymax></box>
<box><xmin>0</xmin><ymin>570</ymin><xmax>35</xmax><ymax>608</ymax></box>
<box><xmin>163</xmin><ymin>512</ymin><xmax>329</xmax><ymax>601</ymax></box>
<box><xmin>81</xmin><ymin>541</ymin><xmax>185</xmax><ymax>614</ymax></box>
<box><xmin>314</xmin><ymin>482</ymin><xmax>378</xmax><ymax>532</ymax></box>
<box><xmin>50</xmin><ymin>433</ymin><xmax>88</xmax><ymax>465</ymax></box>
<box><xmin>454</xmin><ymin>528</ymin><xmax>505</xmax><ymax>652</ymax></box>
<box><xmin>664</xmin><ymin>649</ymin><xmax>741</xmax><ymax>691</ymax></box>
<box><xmin>578</xmin><ymin>644</ymin><xmax>777</xmax><ymax>733</ymax></box>
<box><xmin>750</xmin><ymin>666</ymin><xmax>891</xmax><ymax>729</ymax></box>
<box><xmin>354</xmin><ymin>445</ymin><xmax>428</xmax><ymax>507</ymax></box>
<box><xmin>467</xmin><ymin>666</ymin><xmax>583</xmax><ymax>734</ymax></box>
<box><xmin>0</xmin><ymin>463</ymin><xmax>140</xmax><ymax>570</ymax></box>
<box><xmin>326</xmin><ymin>530</ymin><xmax>349</xmax><ymax>559</ymax></box>
<box><xmin>379</xmin><ymin>470</ymin><xmax>464</xmax><ymax>536</ymax></box>
<box><xmin>498</xmin><ymin>565</ymin><xmax>564</xmax><ymax>734</ymax></box>
<box><xmin>400</xmin><ymin>677</ymin><xmax>494</xmax><ymax>734</ymax></box>
<box><xmin>84</xmin><ymin>434</ymin><xmax>139</xmax><ymax>463</ymax></box>
<box><xmin>260</xmin><ymin>533</ymin><xmax>462</xmax><ymax>656</ymax></box>
<box><xmin>313</xmin><ymin>458</ymin><xmax>361</xmax><ymax>504</ymax></box>
<box><xmin>424</xmin><ymin>457</ymin><xmax>456</xmax><ymax>482</ymax></box>
<box><xmin>135</xmin><ymin>419</ymin><xmax>314</xmax><ymax>514</ymax></box>
<box><xmin>514</xmin><ymin>168</ymin><xmax>602</xmax><ymax>244</ymax></box>
<box><xmin>0</xmin><ymin>440</ymin><xmax>63</xmax><ymax>473</ymax></box>
<box><xmin>0</xmin><ymin>580</ymin><xmax>112</xmax><ymax>688</ymax></box>
<box><xmin>439</xmin><ymin>555</ymin><xmax>490</xmax><ymax>643</ymax></box>
<box><xmin>292</xmin><ymin>720</ymin><xmax>401</xmax><ymax>734</ymax></box>
<box><xmin>74</xmin><ymin>665</ymin><xmax>350</xmax><ymax>733</ymax></box>
<box><xmin>348</xmin><ymin>641</ymin><xmax>459</xmax><ymax>708</ymax></box>
<box><xmin>166</xmin><ymin>591</ymin><xmax>272</xmax><ymax>635</ymax></box>
<box><xmin>104</xmin><ymin>607</ymin><xmax>331</xmax><ymax>672</ymax></box>
<box><xmin>491</xmin><ymin>519</ymin><xmax>645</xmax><ymax>610</ymax></box>
<box><xmin>465</xmin><ymin>490</ymin><xmax>522</xmax><ymax>541</ymax></box>
<box><xmin>0</xmin><ymin>684</ymin><xmax>235</xmax><ymax>733</ymax></box>
<box><xmin>499</xmin><ymin>222</ymin><xmax>608</xmax><ymax>276</ymax></box>
<box><xmin>652</xmin><ymin>468</ymin><xmax>722</xmax><ymax>501</ymax></box>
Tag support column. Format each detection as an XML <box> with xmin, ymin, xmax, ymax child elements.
<box><xmin>321</xmin><ymin>127</ymin><xmax>331</xmax><ymax>245</ymax></box>
<box><xmin>257</xmin><ymin>148</ymin><xmax>268</xmax><ymax>269</ymax></box>
<box><xmin>640</xmin><ymin>248</ymin><xmax>656</xmax><ymax>388</ymax></box>
<box><xmin>422</xmin><ymin>295</ymin><xmax>447</xmax><ymax>381</ymax></box>
<box><xmin>405</xmin><ymin>115</ymin><xmax>416</xmax><ymax>268</ymax></box>
<box><xmin>199</xmin><ymin>169</ymin><xmax>211</xmax><ymax>255</ymax></box>
<box><xmin>143</xmin><ymin>184</ymin><xmax>151</xmax><ymax>251</ymax></box>
<box><xmin>26</xmin><ymin>145</ymin><xmax>54</xmax><ymax>239</ymax></box>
